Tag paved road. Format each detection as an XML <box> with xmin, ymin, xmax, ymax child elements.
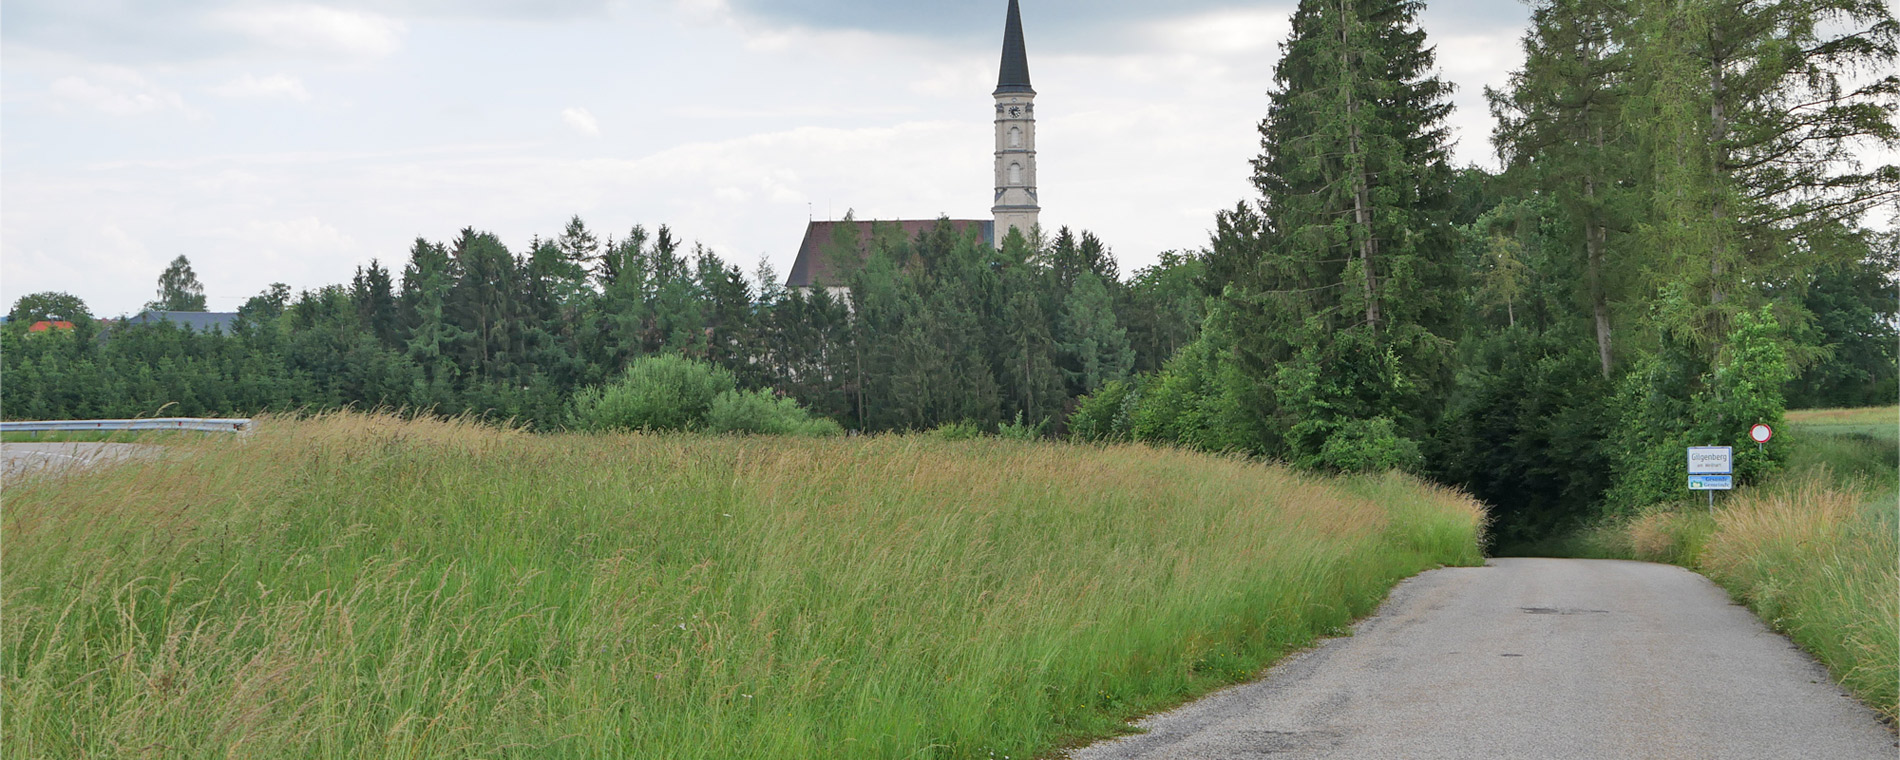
<box><xmin>1069</xmin><ymin>558</ymin><xmax>1896</xmax><ymax>760</ymax></box>
<box><xmin>2</xmin><ymin>442</ymin><xmax>155</xmax><ymax>481</ymax></box>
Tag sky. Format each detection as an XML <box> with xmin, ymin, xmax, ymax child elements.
<box><xmin>7</xmin><ymin>0</ymin><xmax>1554</xmax><ymax>317</ymax></box>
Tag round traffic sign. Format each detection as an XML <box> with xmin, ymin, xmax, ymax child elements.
<box><xmin>1750</xmin><ymin>424</ymin><xmax>1773</xmax><ymax>443</ymax></box>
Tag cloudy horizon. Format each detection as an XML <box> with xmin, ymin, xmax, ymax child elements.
<box><xmin>6</xmin><ymin>0</ymin><xmax>1588</xmax><ymax>317</ymax></box>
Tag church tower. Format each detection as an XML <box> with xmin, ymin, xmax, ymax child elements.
<box><xmin>992</xmin><ymin>0</ymin><xmax>1039</xmax><ymax>243</ymax></box>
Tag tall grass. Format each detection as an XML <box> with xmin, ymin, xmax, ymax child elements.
<box><xmin>1569</xmin><ymin>420</ymin><xmax>1898</xmax><ymax>721</ymax></box>
<box><xmin>2</xmin><ymin>412</ymin><xmax>1485</xmax><ymax>759</ymax></box>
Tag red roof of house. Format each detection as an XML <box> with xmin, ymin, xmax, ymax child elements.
<box><xmin>27</xmin><ymin>321</ymin><xmax>75</xmax><ymax>332</ymax></box>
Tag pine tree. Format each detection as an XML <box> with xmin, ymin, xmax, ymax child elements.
<box><xmin>551</xmin><ymin>215</ymin><xmax>600</xmax><ymax>307</ymax></box>
<box><xmin>399</xmin><ymin>238</ymin><xmax>464</xmax><ymax>385</ymax></box>
<box><xmin>445</xmin><ymin>228</ymin><xmax>519</xmax><ymax>380</ymax></box>
<box><xmin>1057</xmin><ymin>271</ymin><xmax>1134</xmax><ymax>395</ymax></box>
<box><xmin>1222</xmin><ymin>0</ymin><xmax>1461</xmax><ymax>468</ymax></box>
<box><xmin>588</xmin><ymin>226</ymin><xmax>653</xmax><ymax>373</ymax></box>
<box><xmin>351</xmin><ymin>260</ymin><xmax>399</xmax><ymax>348</ymax></box>
<box><xmin>698</xmin><ymin>249</ymin><xmax>758</xmax><ymax>384</ymax></box>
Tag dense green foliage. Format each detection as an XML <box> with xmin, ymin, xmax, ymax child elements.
<box><xmin>3</xmin><ymin>413</ymin><xmax>1486</xmax><ymax>759</ymax></box>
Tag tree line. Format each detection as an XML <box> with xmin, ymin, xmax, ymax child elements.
<box><xmin>2</xmin><ymin>219</ymin><xmax>1205</xmax><ymax>438</ymax></box>
<box><xmin>3</xmin><ymin>0</ymin><xmax>1893</xmax><ymax>545</ymax></box>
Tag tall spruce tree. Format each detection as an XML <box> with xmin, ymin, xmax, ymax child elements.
<box><xmin>399</xmin><ymin>238</ymin><xmax>463</xmax><ymax>384</ymax></box>
<box><xmin>350</xmin><ymin>259</ymin><xmax>399</xmax><ymax>348</ymax></box>
<box><xmin>1222</xmin><ymin>0</ymin><xmax>1460</xmax><ymax>469</ymax></box>
<box><xmin>1057</xmin><ymin>270</ymin><xmax>1134</xmax><ymax>396</ymax></box>
<box><xmin>445</xmin><ymin>228</ymin><xmax>519</xmax><ymax>380</ymax></box>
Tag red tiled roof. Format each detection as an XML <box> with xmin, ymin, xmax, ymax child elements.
<box><xmin>27</xmin><ymin>321</ymin><xmax>75</xmax><ymax>332</ymax></box>
<box><xmin>786</xmin><ymin>219</ymin><xmax>995</xmax><ymax>288</ymax></box>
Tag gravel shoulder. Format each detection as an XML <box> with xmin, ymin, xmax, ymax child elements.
<box><xmin>1068</xmin><ymin>558</ymin><xmax>1896</xmax><ymax>760</ymax></box>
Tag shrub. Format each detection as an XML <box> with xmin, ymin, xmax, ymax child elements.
<box><xmin>1318</xmin><ymin>417</ymin><xmax>1423</xmax><ymax>474</ymax></box>
<box><xmin>1606</xmin><ymin>307</ymin><xmax>1793</xmax><ymax>511</ymax></box>
<box><xmin>998</xmin><ymin>412</ymin><xmax>1047</xmax><ymax>442</ymax></box>
<box><xmin>1068</xmin><ymin>379</ymin><xmax>1132</xmax><ymax>442</ymax></box>
<box><xmin>705</xmin><ymin>389</ymin><xmax>843</xmax><ymax>438</ymax></box>
<box><xmin>931</xmin><ymin>421</ymin><xmax>985</xmax><ymax>440</ymax></box>
<box><xmin>570</xmin><ymin>354</ymin><xmax>735</xmax><ymax>432</ymax></box>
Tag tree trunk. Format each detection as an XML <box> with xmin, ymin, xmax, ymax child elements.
<box><xmin>1586</xmin><ymin>121</ymin><xmax>1615</xmax><ymax>379</ymax></box>
<box><xmin>1708</xmin><ymin>21</ymin><xmax>1728</xmax><ymax>310</ymax></box>
<box><xmin>1342</xmin><ymin>0</ymin><xmax>1380</xmax><ymax>330</ymax></box>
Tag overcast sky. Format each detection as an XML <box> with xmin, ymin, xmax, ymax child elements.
<box><xmin>5</xmin><ymin>0</ymin><xmax>1544</xmax><ymax>317</ymax></box>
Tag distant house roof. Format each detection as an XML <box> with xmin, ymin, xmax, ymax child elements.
<box><xmin>786</xmin><ymin>219</ymin><xmax>995</xmax><ymax>289</ymax></box>
<box><xmin>125</xmin><ymin>310</ymin><xmax>241</xmax><ymax>333</ymax></box>
<box><xmin>27</xmin><ymin>321</ymin><xmax>75</xmax><ymax>333</ymax></box>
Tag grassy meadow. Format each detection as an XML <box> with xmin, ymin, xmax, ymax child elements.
<box><xmin>2</xmin><ymin>413</ymin><xmax>1486</xmax><ymax>759</ymax></box>
<box><xmin>1570</xmin><ymin>407</ymin><xmax>1898</xmax><ymax>720</ymax></box>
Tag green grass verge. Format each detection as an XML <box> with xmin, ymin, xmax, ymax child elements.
<box><xmin>2</xmin><ymin>412</ymin><xmax>1486</xmax><ymax>759</ymax></box>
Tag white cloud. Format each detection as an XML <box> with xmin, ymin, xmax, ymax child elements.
<box><xmin>208</xmin><ymin>73</ymin><xmax>313</xmax><ymax>101</ymax></box>
<box><xmin>562</xmin><ymin>107</ymin><xmax>601</xmax><ymax>136</ymax></box>
<box><xmin>208</xmin><ymin>5</ymin><xmax>406</xmax><ymax>61</ymax></box>
<box><xmin>1157</xmin><ymin>9</ymin><xmax>1289</xmax><ymax>55</ymax></box>
<box><xmin>221</xmin><ymin>216</ymin><xmax>358</xmax><ymax>249</ymax></box>
<box><xmin>47</xmin><ymin>69</ymin><xmax>193</xmax><ymax>116</ymax></box>
<box><xmin>673</xmin><ymin>0</ymin><xmax>736</xmax><ymax>25</ymax></box>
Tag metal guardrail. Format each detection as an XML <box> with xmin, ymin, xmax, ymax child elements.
<box><xmin>2</xmin><ymin>418</ymin><xmax>252</xmax><ymax>434</ymax></box>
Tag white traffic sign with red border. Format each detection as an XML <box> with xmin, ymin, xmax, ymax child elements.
<box><xmin>1750</xmin><ymin>424</ymin><xmax>1773</xmax><ymax>443</ymax></box>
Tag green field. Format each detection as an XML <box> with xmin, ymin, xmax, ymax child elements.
<box><xmin>1786</xmin><ymin>406</ymin><xmax>1899</xmax><ymax>445</ymax></box>
<box><xmin>2</xmin><ymin>413</ymin><xmax>1486</xmax><ymax>759</ymax></box>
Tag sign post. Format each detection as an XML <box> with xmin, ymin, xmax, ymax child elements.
<box><xmin>1687</xmin><ymin>446</ymin><xmax>1734</xmax><ymax>511</ymax></box>
<box><xmin>1750</xmin><ymin>424</ymin><xmax>1774</xmax><ymax>455</ymax></box>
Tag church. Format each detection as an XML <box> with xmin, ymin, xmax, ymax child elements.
<box><xmin>784</xmin><ymin>0</ymin><xmax>1041</xmax><ymax>296</ymax></box>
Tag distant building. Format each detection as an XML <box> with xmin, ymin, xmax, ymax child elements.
<box><xmin>27</xmin><ymin>320</ymin><xmax>75</xmax><ymax>333</ymax></box>
<box><xmin>124</xmin><ymin>310</ymin><xmax>241</xmax><ymax>333</ymax></box>
<box><xmin>785</xmin><ymin>219</ymin><xmax>996</xmax><ymax>301</ymax></box>
<box><xmin>785</xmin><ymin>0</ymin><xmax>1040</xmax><ymax>294</ymax></box>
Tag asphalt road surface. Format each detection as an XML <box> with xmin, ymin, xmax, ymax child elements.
<box><xmin>1</xmin><ymin>442</ymin><xmax>155</xmax><ymax>481</ymax></box>
<box><xmin>1069</xmin><ymin>558</ymin><xmax>1896</xmax><ymax>760</ymax></box>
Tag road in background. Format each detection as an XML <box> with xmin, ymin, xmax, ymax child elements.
<box><xmin>1069</xmin><ymin>558</ymin><xmax>1896</xmax><ymax>760</ymax></box>
<box><xmin>2</xmin><ymin>442</ymin><xmax>155</xmax><ymax>481</ymax></box>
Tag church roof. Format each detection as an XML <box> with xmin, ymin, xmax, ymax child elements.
<box><xmin>786</xmin><ymin>219</ymin><xmax>996</xmax><ymax>289</ymax></box>
<box><xmin>125</xmin><ymin>310</ymin><xmax>241</xmax><ymax>333</ymax></box>
<box><xmin>995</xmin><ymin>0</ymin><xmax>1033</xmax><ymax>95</ymax></box>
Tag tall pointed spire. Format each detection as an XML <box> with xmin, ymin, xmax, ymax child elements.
<box><xmin>995</xmin><ymin>0</ymin><xmax>1033</xmax><ymax>95</ymax></box>
<box><xmin>991</xmin><ymin>0</ymin><xmax>1039</xmax><ymax>242</ymax></box>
